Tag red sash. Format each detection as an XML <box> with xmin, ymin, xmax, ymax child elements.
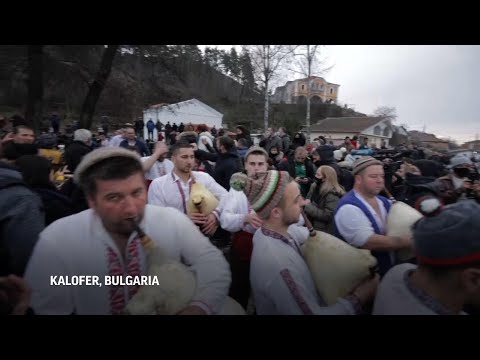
<box><xmin>232</xmin><ymin>231</ymin><xmax>254</xmax><ymax>261</ymax></box>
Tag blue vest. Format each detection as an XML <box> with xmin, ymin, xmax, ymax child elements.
<box><xmin>334</xmin><ymin>191</ymin><xmax>393</xmax><ymax>276</ymax></box>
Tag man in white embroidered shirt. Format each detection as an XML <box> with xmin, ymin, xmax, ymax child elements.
<box><xmin>220</xmin><ymin>146</ymin><xmax>309</xmax><ymax>311</ymax></box>
<box><xmin>232</xmin><ymin>170</ymin><xmax>379</xmax><ymax>315</ymax></box>
<box><xmin>24</xmin><ymin>147</ymin><xmax>230</xmax><ymax>315</ymax></box>
<box><xmin>148</xmin><ymin>142</ymin><xmax>228</xmax><ymax>240</ymax></box>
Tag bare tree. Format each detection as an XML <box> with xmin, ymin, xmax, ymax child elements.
<box><xmin>289</xmin><ymin>45</ymin><xmax>332</xmax><ymax>143</ymax></box>
<box><xmin>79</xmin><ymin>45</ymin><xmax>119</xmax><ymax>129</ymax></box>
<box><xmin>373</xmin><ymin>106</ymin><xmax>397</xmax><ymax>122</ymax></box>
<box><xmin>25</xmin><ymin>45</ymin><xmax>44</xmax><ymax>133</ymax></box>
<box><xmin>246</xmin><ymin>45</ymin><xmax>298</xmax><ymax>131</ymax></box>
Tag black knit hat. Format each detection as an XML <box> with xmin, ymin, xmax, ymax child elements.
<box><xmin>413</xmin><ymin>199</ymin><xmax>480</xmax><ymax>266</ymax></box>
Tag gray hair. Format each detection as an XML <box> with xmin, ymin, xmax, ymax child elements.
<box><xmin>74</xmin><ymin>129</ymin><xmax>92</xmax><ymax>143</ymax></box>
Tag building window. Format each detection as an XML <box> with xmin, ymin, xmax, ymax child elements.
<box><xmin>301</xmin><ymin>85</ymin><xmax>305</xmax><ymax>90</ymax></box>
<box><xmin>383</xmin><ymin>128</ymin><xmax>390</xmax><ymax>137</ymax></box>
<box><xmin>374</xmin><ymin>126</ymin><xmax>381</xmax><ymax>135</ymax></box>
<box><xmin>330</xmin><ymin>88</ymin><xmax>334</xmax><ymax>94</ymax></box>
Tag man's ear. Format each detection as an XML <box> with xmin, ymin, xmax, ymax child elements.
<box><xmin>355</xmin><ymin>174</ymin><xmax>362</xmax><ymax>185</ymax></box>
<box><xmin>271</xmin><ymin>207</ymin><xmax>282</xmax><ymax>220</ymax></box>
<box><xmin>461</xmin><ymin>268</ymin><xmax>480</xmax><ymax>294</ymax></box>
<box><xmin>87</xmin><ymin>195</ymin><xmax>96</xmax><ymax>210</ymax></box>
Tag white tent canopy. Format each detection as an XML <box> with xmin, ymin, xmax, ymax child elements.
<box><xmin>143</xmin><ymin>98</ymin><xmax>223</xmax><ymax>139</ymax></box>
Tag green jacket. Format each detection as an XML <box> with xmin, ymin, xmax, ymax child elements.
<box><xmin>304</xmin><ymin>183</ymin><xmax>343</xmax><ymax>235</ymax></box>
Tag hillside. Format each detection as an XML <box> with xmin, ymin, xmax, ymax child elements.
<box><xmin>0</xmin><ymin>45</ymin><xmax>363</xmax><ymax>134</ymax></box>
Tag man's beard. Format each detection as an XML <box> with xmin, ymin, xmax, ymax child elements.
<box><xmin>282</xmin><ymin>211</ymin><xmax>299</xmax><ymax>227</ymax></box>
<box><xmin>178</xmin><ymin>166</ymin><xmax>192</xmax><ymax>173</ymax></box>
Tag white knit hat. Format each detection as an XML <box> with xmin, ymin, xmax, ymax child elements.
<box><xmin>73</xmin><ymin>147</ymin><xmax>141</xmax><ymax>184</ymax></box>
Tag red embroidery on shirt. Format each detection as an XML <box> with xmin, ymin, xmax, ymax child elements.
<box><xmin>280</xmin><ymin>269</ymin><xmax>313</xmax><ymax>315</ymax></box>
<box><xmin>106</xmin><ymin>236</ymin><xmax>142</xmax><ymax>315</ymax></box>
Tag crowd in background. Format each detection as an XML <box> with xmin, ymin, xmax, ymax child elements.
<box><xmin>1</xmin><ymin>112</ymin><xmax>480</xmax><ymax>316</ymax></box>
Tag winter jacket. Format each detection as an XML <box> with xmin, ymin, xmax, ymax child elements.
<box><xmin>119</xmin><ymin>139</ymin><xmax>151</xmax><ymax>157</ymax></box>
<box><xmin>0</xmin><ymin>161</ymin><xmax>45</xmax><ymax>276</ymax></box>
<box><xmin>304</xmin><ymin>184</ymin><xmax>343</xmax><ymax>234</ymax></box>
<box><xmin>195</xmin><ymin>149</ymin><xmax>243</xmax><ymax>190</ymax></box>
<box><xmin>64</xmin><ymin>141</ymin><xmax>92</xmax><ymax>172</ymax></box>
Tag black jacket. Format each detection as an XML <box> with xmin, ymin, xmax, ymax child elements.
<box><xmin>64</xmin><ymin>141</ymin><xmax>92</xmax><ymax>172</ymax></box>
<box><xmin>393</xmin><ymin>173</ymin><xmax>440</xmax><ymax>207</ymax></box>
<box><xmin>0</xmin><ymin>162</ymin><xmax>45</xmax><ymax>277</ymax></box>
<box><xmin>59</xmin><ymin>178</ymin><xmax>89</xmax><ymax>214</ymax></box>
<box><xmin>33</xmin><ymin>185</ymin><xmax>74</xmax><ymax>225</ymax></box>
<box><xmin>195</xmin><ymin>149</ymin><xmax>243</xmax><ymax>190</ymax></box>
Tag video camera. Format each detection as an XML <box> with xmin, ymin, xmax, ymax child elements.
<box><xmin>371</xmin><ymin>149</ymin><xmax>413</xmax><ymax>193</ymax></box>
<box><xmin>467</xmin><ymin>168</ymin><xmax>480</xmax><ymax>182</ymax></box>
<box><xmin>372</xmin><ymin>149</ymin><xmax>412</xmax><ymax>162</ymax></box>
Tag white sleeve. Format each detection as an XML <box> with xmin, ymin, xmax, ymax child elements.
<box><xmin>296</xmin><ymin>213</ymin><xmax>305</xmax><ymax>227</ymax></box>
<box><xmin>219</xmin><ymin>189</ymin><xmax>246</xmax><ymax>233</ymax></box>
<box><xmin>168</xmin><ymin>208</ymin><xmax>231</xmax><ymax>314</ymax></box>
<box><xmin>287</xmin><ymin>225</ymin><xmax>310</xmax><ymax>245</ymax></box>
<box><xmin>203</xmin><ymin>173</ymin><xmax>229</xmax><ymax>213</ymax></box>
<box><xmin>24</xmin><ymin>234</ymin><xmax>74</xmax><ymax>315</ymax></box>
<box><xmin>268</xmin><ymin>268</ymin><xmax>356</xmax><ymax>315</ymax></box>
<box><xmin>206</xmin><ymin>136</ymin><xmax>213</xmax><ymax>147</ymax></box>
<box><xmin>334</xmin><ymin>205</ymin><xmax>375</xmax><ymax>247</ymax></box>
<box><xmin>147</xmin><ymin>178</ymin><xmax>167</xmax><ymax>207</ymax></box>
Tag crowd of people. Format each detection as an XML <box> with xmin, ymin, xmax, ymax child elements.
<box><xmin>1</xmin><ymin>113</ymin><xmax>480</xmax><ymax>315</ymax></box>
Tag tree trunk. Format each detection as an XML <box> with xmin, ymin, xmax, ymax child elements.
<box><xmin>305</xmin><ymin>45</ymin><xmax>311</xmax><ymax>144</ymax></box>
<box><xmin>25</xmin><ymin>45</ymin><xmax>44</xmax><ymax>133</ymax></box>
<box><xmin>263</xmin><ymin>45</ymin><xmax>270</xmax><ymax>131</ymax></box>
<box><xmin>264</xmin><ymin>79</ymin><xmax>269</xmax><ymax>131</ymax></box>
<box><xmin>306</xmin><ymin>88</ymin><xmax>311</xmax><ymax>144</ymax></box>
<box><xmin>79</xmin><ymin>45</ymin><xmax>119</xmax><ymax>129</ymax></box>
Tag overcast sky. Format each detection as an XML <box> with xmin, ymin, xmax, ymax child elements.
<box><xmin>200</xmin><ymin>45</ymin><xmax>480</xmax><ymax>144</ymax></box>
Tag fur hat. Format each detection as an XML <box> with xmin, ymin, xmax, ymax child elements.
<box><xmin>413</xmin><ymin>198</ymin><xmax>480</xmax><ymax>267</ymax></box>
<box><xmin>352</xmin><ymin>156</ymin><xmax>383</xmax><ymax>176</ymax></box>
<box><xmin>73</xmin><ymin>146</ymin><xmax>141</xmax><ymax>184</ymax></box>
<box><xmin>230</xmin><ymin>170</ymin><xmax>290</xmax><ymax>218</ymax></box>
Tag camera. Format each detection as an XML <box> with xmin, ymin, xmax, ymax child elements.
<box><xmin>467</xmin><ymin>169</ymin><xmax>480</xmax><ymax>182</ymax></box>
<box><xmin>371</xmin><ymin>150</ymin><xmax>411</xmax><ymax>194</ymax></box>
